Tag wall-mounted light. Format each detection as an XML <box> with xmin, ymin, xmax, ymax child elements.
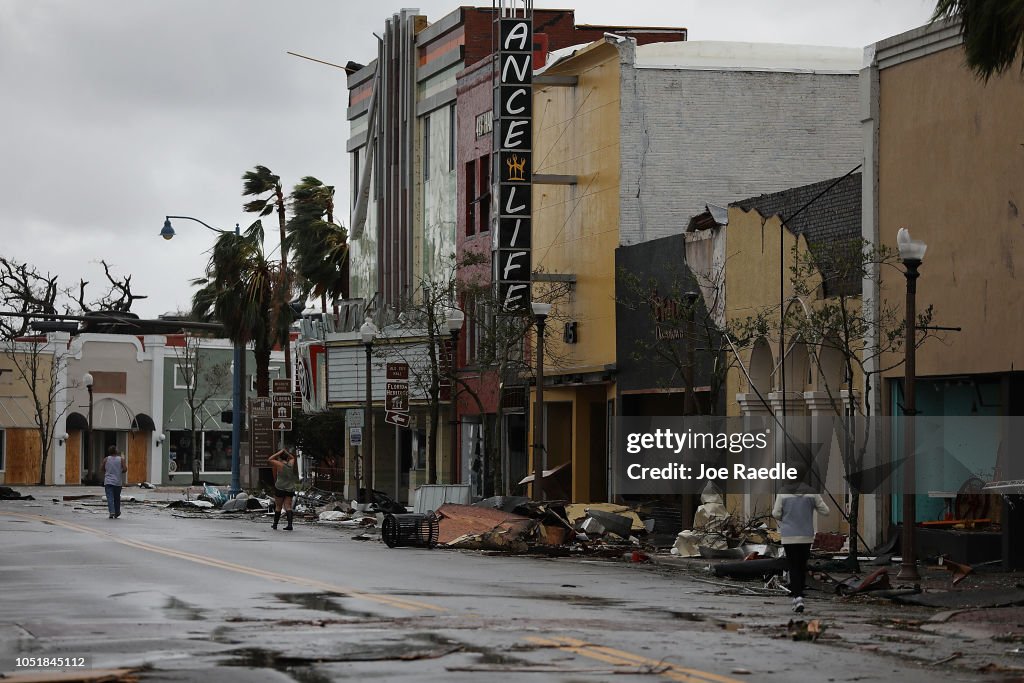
<box><xmin>58</xmin><ymin>433</ymin><xmax>70</xmax><ymax>447</ymax></box>
<box><xmin>155</xmin><ymin>433</ymin><xmax>166</xmax><ymax>447</ymax></box>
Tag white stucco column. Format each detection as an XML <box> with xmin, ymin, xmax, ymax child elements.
<box><xmin>146</xmin><ymin>335</ymin><xmax>167</xmax><ymax>485</ymax></box>
<box><xmin>50</xmin><ymin>332</ymin><xmax>72</xmax><ymax>485</ymax></box>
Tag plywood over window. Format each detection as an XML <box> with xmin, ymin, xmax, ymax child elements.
<box><xmin>91</xmin><ymin>371</ymin><xmax>127</xmax><ymax>394</ymax></box>
<box><xmin>65</xmin><ymin>431</ymin><xmax>82</xmax><ymax>485</ymax></box>
<box><xmin>127</xmin><ymin>431</ymin><xmax>148</xmax><ymax>484</ymax></box>
<box><xmin>5</xmin><ymin>428</ymin><xmax>41</xmax><ymax>484</ymax></box>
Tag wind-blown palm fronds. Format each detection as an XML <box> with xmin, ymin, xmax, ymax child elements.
<box><xmin>191</xmin><ymin>220</ymin><xmax>285</xmax><ymax>396</ymax></box>
<box><xmin>933</xmin><ymin>0</ymin><xmax>1024</xmax><ymax>81</ymax></box>
<box><xmin>287</xmin><ymin>176</ymin><xmax>349</xmax><ymax>309</ymax></box>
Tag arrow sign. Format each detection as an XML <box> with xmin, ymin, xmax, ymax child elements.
<box><xmin>385</xmin><ymin>411</ymin><xmax>410</xmax><ymax>427</ymax></box>
<box><xmin>273</xmin><ymin>419</ymin><xmax>292</xmax><ymax>432</ymax></box>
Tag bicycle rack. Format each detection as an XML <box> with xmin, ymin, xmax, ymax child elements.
<box><xmin>382</xmin><ymin>512</ymin><xmax>440</xmax><ymax>549</ymax></box>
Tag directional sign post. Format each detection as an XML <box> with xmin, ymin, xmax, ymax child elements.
<box><xmin>384</xmin><ymin>411</ymin><xmax>411</xmax><ymax>427</ymax></box>
<box><xmin>249</xmin><ymin>397</ymin><xmax>274</xmax><ymax>467</ymax></box>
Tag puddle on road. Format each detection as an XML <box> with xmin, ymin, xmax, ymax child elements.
<box><xmin>275</xmin><ymin>592</ymin><xmax>375</xmax><ymax>619</ymax></box>
<box><xmin>107</xmin><ymin>590</ymin><xmax>205</xmax><ymax>621</ymax></box>
<box><xmin>663</xmin><ymin>610</ymin><xmax>707</xmax><ymax>621</ymax></box>
<box><xmin>165</xmin><ymin>596</ymin><xmax>204</xmax><ymax>620</ymax></box>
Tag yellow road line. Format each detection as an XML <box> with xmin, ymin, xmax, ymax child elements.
<box><xmin>1</xmin><ymin>511</ymin><xmax>445</xmax><ymax>614</ymax></box>
<box><xmin>527</xmin><ymin>635</ymin><xmax>744</xmax><ymax>683</ymax></box>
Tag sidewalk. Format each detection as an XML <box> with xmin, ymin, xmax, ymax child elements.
<box><xmin>3</xmin><ymin>484</ymin><xmax>194</xmax><ymax>504</ymax></box>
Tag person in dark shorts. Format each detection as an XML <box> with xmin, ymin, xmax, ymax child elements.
<box><xmin>103</xmin><ymin>445</ymin><xmax>127</xmax><ymax>519</ymax></box>
<box><xmin>268</xmin><ymin>449</ymin><xmax>299</xmax><ymax>530</ymax></box>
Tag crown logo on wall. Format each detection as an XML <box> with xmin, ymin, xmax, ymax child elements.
<box><xmin>506</xmin><ymin>154</ymin><xmax>527</xmax><ymax>182</ymax></box>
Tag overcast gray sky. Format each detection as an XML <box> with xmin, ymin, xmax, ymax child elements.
<box><xmin>0</xmin><ymin>0</ymin><xmax>936</xmax><ymax>320</ymax></box>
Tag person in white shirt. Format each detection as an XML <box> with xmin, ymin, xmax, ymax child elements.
<box><xmin>773</xmin><ymin>465</ymin><xmax>829</xmax><ymax>613</ymax></box>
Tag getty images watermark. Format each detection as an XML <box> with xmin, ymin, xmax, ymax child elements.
<box><xmin>615</xmin><ymin>416</ymin><xmax>1024</xmax><ymax>496</ymax></box>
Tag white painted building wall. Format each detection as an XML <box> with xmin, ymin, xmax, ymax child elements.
<box><xmin>618</xmin><ymin>40</ymin><xmax>863</xmax><ymax>246</ymax></box>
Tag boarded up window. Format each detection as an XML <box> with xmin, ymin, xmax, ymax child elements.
<box><xmin>90</xmin><ymin>371</ymin><xmax>127</xmax><ymax>394</ymax></box>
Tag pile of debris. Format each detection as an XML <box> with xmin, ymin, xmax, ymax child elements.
<box><xmin>671</xmin><ymin>485</ymin><xmax>781</xmax><ymax>561</ymax></box>
<box><xmin>166</xmin><ymin>486</ymin><xmax>270</xmax><ymax>513</ymax></box>
<box><xmin>386</xmin><ymin>497</ymin><xmax>670</xmax><ymax>555</ymax></box>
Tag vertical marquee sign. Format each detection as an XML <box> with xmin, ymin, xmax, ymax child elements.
<box><xmin>494</xmin><ymin>8</ymin><xmax>533</xmax><ymax>311</ymax></box>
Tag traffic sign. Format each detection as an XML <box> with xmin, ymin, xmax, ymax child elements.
<box><xmin>386</xmin><ymin>381</ymin><xmax>409</xmax><ymax>412</ymax></box>
<box><xmin>349</xmin><ymin>426</ymin><xmax>362</xmax><ymax>446</ymax></box>
<box><xmin>385</xmin><ymin>411</ymin><xmax>411</xmax><ymax>427</ymax></box>
<box><xmin>272</xmin><ymin>393</ymin><xmax>291</xmax><ymax>406</ymax></box>
<box><xmin>272</xmin><ymin>378</ymin><xmax>291</xmax><ymax>394</ymax></box>
<box><xmin>386</xmin><ymin>362</ymin><xmax>409</xmax><ymax>380</ymax></box>
<box><xmin>251</xmin><ymin>397</ymin><xmax>272</xmax><ymax>419</ymax></box>
<box><xmin>273</xmin><ymin>405</ymin><xmax>293</xmax><ymax>420</ymax></box>
<box><xmin>386</xmin><ymin>393</ymin><xmax>408</xmax><ymax>412</ymax></box>
<box><xmin>273</xmin><ymin>419</ymin><xmax>292</xmax><ymax>432</ymax></box>
<box><xmin>346</xmin><ymin>409</ymin><xmax>364</xmax><ymax>428</ymax></box>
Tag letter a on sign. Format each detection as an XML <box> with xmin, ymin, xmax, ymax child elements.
<box><xmin>502</xmin><ymin>20</ymin><xmax>530</xmax><ymax>51</ymax></box>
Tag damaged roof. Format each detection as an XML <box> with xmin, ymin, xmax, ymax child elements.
<box><xmin>732</xmin><ymin>173</ymin><xmax>863</xmax><ymax>297</ymax></box>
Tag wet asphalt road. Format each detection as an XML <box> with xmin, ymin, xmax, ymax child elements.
<box><xmin>0</xmin><ymin>497</ymin><xmax>1002</xmax><ymax>682</ymax></box>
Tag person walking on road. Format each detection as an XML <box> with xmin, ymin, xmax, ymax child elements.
<box><xmin>772</xmin><ymin>466</ymin><xmax>829</xmax><ymax>613</ymax></box>
<box><xmin>268</xmin><ymin>449</ymin><xmax>299</xmax><ymax>530</ymax></box>
<box><xmin>103</xmin><ymin>446</ymin><xmax>127</xmax><ymax>519</ymax></box>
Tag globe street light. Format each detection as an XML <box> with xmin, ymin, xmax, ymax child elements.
<box><xmin>896</xmin><ymin>227</ymin><xmax>926</xmax><ymax>582</ymax></box>
<box><xmin>446</xmin><ymin>307</ymin><xmax>466</xmax><ymax>494</ymax></box>
<box><xmin>161</xmin><ymin>215</ymin><xmax>244</xmax><ymax>496</ymax></box>
<box><xmin>360</xmin><ymin>316</ymin><xmax>378</xmax><ymax>505</ymax></box>
<box><xmin>531</xmin><ymin>301</ymin><xmax>552</xmax><ymax>501</ymax></box>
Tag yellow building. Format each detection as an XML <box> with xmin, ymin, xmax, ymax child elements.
<box><xmin>1</xmin><ymin>340</ymin><xmax>59</xmax><ymax>485</ymax></box>
<box><xmin>864</xmin><ymin>21</ymin><xmax>1024</xmax><ymax>555</ymax></box>
<box><xmin>529</xmin><ymin>37</ymin><xmax>863</xmax><ymax>503</ymax></box>
<box><xmin>686</xmin><ymin>173</ymin><xmax>866</xmax><ymax>538</ymax></box>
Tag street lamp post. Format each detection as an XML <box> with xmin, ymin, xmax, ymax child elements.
<box><xmin>83</xmin><ymin>372</ymin><xmax>94</xmax><ymax>483</ymax></box>
<box><xmin>161</xmin><ymin>216</ymin><xmax>244</xmax><ymax>496</ymax></box>
<box><xmin>531</xmin><ymin>302</ymin><xmax>552</xmax><ymax>502</ymax></box>
<box><xmin>446</xmin><ymin>308</ymin><xmax>466</xmax><ymax>494</ymax></box>
<box><xmin>897</xmin><ymin>227</ymin><xmax>926</xmax><ymax>582</ymax></box>
<box><xmin>360</xmin><ymin>316</ymin><xmax>378</xmax><ymax>505</ymax></box>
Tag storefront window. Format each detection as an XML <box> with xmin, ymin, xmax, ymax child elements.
<box><xmin>168</xmin><ymin>430</ymin><xmax>232</xmax><ymax>474</ymax></box>
<box><xmin>202</xmin><ymin>431</ymin><xmax>232</xmax><ymax>473</ymax></box>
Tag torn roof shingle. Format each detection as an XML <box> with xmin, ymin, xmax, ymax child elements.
<box><xmin>732</xmin><ymin>172</ymin><xmax>863</xmax><ymax>297</ymax></box>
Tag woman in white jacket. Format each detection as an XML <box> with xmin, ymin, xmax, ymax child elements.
<box><xmin>773</xmin><ymin>476</ymin><xmax>829</xmax><ymax>613</ymax></box>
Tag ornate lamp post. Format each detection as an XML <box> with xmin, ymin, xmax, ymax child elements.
<box><xmin>446</xmin><ymin>307</ymin><xmax>465</xmax><ymax>492</ymax></box>
<box><xmin>896</xmin><ymin>227</ymin><xmax>927</xmax><ymax>582</ymax></box>
<box><xmin>161</xmin><ymin>216</ymin><xmax>244</xmax><ymax>496</ymax></box>
<box><xmin>531</xmin><ymin>301</ymin><xmax>552</xmax><ymax>501</ymax></box>
<box><xmin>360</xmin><ymin>316</ymin><xmax>378</xmax><ymax>504</ymax></box>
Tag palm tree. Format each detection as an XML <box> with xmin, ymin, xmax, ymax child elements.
<box><xmin>933</xmin><ymin>0</ymin><xmax>1024</xmax><ymax>81</ymax></box>
<box><xmin>191</xmin><ymin>221</ymin><xmax>284</xmax><ymax>397</ymax></box>
<box><xmin>287</xmin><ymin>176</ymin><xmax>350</xmax><ymax>312</ymax></box>
<box><xmin>243</xmin><ymin>165</ymin><xmax>294</xmax><ymax>382</ymax></box>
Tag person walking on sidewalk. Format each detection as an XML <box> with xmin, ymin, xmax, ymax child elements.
<box><xmin>103</xmin><ymin>446</ymin><xmax>127</xmax><ymax>519</ymax></box>
<box><xmin>268</xmin><ymin>449</ymin><xmax>298</xmax><ymax>530</ymax></box>
<box><xmin>773</xmin><ymin>469</ymin><xmax>829</xmax><ymax>613</ymax></box>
